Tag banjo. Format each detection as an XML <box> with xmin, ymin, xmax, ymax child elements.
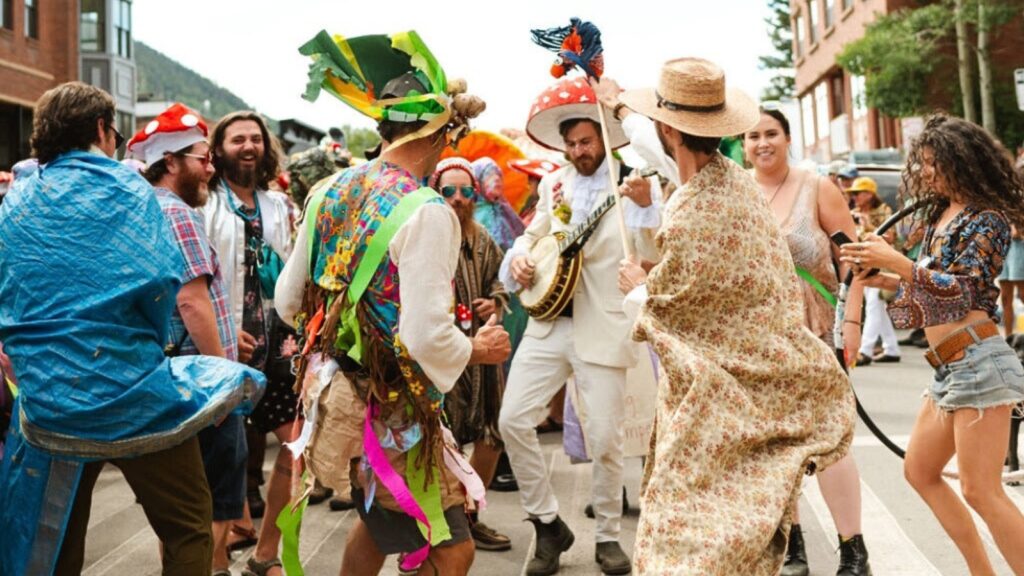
<box><xmin>518</xmin><ymin>194</ymin><xmax>619</xmax><ymax>320</ymax></box>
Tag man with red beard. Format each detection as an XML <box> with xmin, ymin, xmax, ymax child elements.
<box><xmin>429</xmin><ymin>157</ymin><xmax>512</xmax><ymax>552</ymax></box>
<box><xmin>129</xmin><ymin>103</ymin><xmax>246</xmax><ymax>576</ymax></box>
<box><xmin>203</xmin><ymin>111</ymin><xmax>296</xmax><ymax>576</ymax></box>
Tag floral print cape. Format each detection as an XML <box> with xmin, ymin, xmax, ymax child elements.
<box><xmin>632</xmin><ymin>154</ymin><xmax>855</xmax><ymax>575</ymax></box>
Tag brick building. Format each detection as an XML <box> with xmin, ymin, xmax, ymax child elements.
<box><xmin>793</xmin><ymin>0</ymin><xmax>1024</xmax><ymax>162</ymax></box>
<box><xmin>0</xmin><ymin>0</ymin><xmax>78</xmax><ymax>170</ymax></box>
<box><xmin>0</xmin><ymin>0</ymin><xmax>135</xmax><ymax>171</ymax></box>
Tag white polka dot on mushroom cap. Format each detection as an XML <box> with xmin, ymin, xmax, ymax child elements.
<box><xmin>181</xmin><ymin>114</ymin><xmax>199</xmax><ymax>127</ymax></box>
<box><xmin>145</xmin><ymin>120</ymin><xmax>159</xmax><ymax>135</ymax></box>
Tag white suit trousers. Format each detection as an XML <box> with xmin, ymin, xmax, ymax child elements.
<box><xmin>498</xmin><ymin>317</ymin><xmax>627</xmax><ymax>542</ymax></box>
<box><xmin>859</xmin><ymin>287</ymin><xmax>901</xmax><ymax>357</ymax></box>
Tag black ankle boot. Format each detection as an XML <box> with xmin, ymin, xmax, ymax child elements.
<box><xmin>526</xmin><ymin>516</ymin><xmax>575</xmax><ymax>576</ymax></box>
<box><xmin>837</xmin><ymin>534</ymin><xmax>871</xmax><ymax>576</ymax></box>
<box><xmin>781</xmin><ymin>524</ymin><xmax>809</xmax><ymax>576</ymax></box>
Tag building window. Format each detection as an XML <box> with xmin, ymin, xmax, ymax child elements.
<box><xmin>1</xmin><ymin>0</ymin><xmax>13</xmax><ymax>30</ymax></box>
<box><xmin>807</xmin><ymin>0</ymin><xmax>819</xmax><ymax>45</ymax></box>
<box><xmin>794</xmin><ymin>11</ymin><xmax>804</xmax><ymax>58</ymax></box>
<box><xmin>815</xmin><ymin>82</ymin><xmax>830</xmax><ymax>139</ymax></box>
<box><xmin>824</xmin><ymin>0</ymin><xmax>835</xmax><ymax>29</ymax></box>
<box><xmin>842</xmin><ymin>0</ymin><xmax>853</xmax><ymax>10</ymax></box>
<box><xmin>114</xmin><ymin>0</ymin><xmax>132</xmax><ymax>58</ymax></box>
<box><xmin>80</xmin><ymin>0</ymin><xmax>106</xmax><ymax>52</ymax></box>
<box><xmin>851</xmin><ymin>74</ymin><xmax>868</xmax><ymax>120</ymax></box>
<box><xmin>24</xmin><ymin>0</ymin><xmax>38</xmax><ymax>38</ymax></box>
<box><xmin>831</xmin><ymin>75</ymin><xmax>845</xmax><ymax>117</ymax></box>
<box><xmin>801</xmin><ymin>95</ymin><xmax>815</xmax><ymax>146</ymax></box>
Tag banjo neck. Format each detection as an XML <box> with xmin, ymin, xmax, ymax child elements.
<box><xmin>558</xmin><ymin>194</ymin><xmax>618</xmax><ymax>256</ymax></box>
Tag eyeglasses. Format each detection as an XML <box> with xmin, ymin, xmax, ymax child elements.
<box><xmin>440</xmin><ymin>185</ymin><xmax>475</xmax><ymax>199</ymax></box>
<box><xmin>181</xmin><ymin>152</ymin><xmax>212</xmax><ymax>167</ymax></box>
<box><xmin>112</xmin><ymin>127</ymin><xmax>125</xmax><ymax>150</ymax></box>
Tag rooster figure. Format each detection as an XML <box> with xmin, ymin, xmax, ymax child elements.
<box><xmin>531</xmin><ymin>17</ymin><xmax>604</xmax><ymax>80</ymax></box>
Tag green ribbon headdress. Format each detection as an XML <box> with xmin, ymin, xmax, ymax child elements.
<box><xmin>300</xmin><ymin>30</ymin><xmax>455</xmax><ymax>150</ymax></box>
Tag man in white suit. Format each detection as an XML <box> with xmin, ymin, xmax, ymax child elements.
<box><xmin>498</xmin><ymin>79</ymin><xmax>660</xmax><ymax>576</ymax></box>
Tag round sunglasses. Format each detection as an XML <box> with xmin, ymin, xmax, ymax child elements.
<box><xmin>440</xmin><ymin>185</ymin><xmax>476</xmax><ymax>199</ymax></box>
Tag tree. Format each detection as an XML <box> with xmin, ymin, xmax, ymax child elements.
<box><xmin>955</xmin><ymin>0</ymin><xmax>977</xmax><ymax>123</ymax></box>
<box><xmin>837</xmin><ymin>6</ymin><xmax>953</xmax><ymax>118</ymax></box>
<box><xmin>759</xmin><ymin>0</ymin><xmax>795</xmax><ymax>101</ymax></box>
<box><xmin>342</xmin><ymin>125</ymin><xmax>381</xmax><ymax>160</ymax></box>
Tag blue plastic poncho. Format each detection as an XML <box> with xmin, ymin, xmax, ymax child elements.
<box><xmin>0</xmin><ymin>151</ymin><xmax>266</xmax><ymax>575</ymax></box>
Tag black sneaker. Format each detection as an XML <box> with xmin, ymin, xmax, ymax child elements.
<box><xmin>871</xmin><ymin>354</ymin><xmax>900</xmax><ymax>363</ymax></box>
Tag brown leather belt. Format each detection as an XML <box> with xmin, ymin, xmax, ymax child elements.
<box><xmin>924</xmin><ymin>320</ymin><xmax>999</xmax><ymax>369</ymax></box>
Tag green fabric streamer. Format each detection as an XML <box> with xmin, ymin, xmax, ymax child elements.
<box><xmin>795</xmin><ymin>266</ymin><xmax>838</xmax><ymax>308</ymax></box>
<box><xmin>332</xmin><ymin>187</ymin><xmax>439</xmax><ymax>364</ymax></box>
<box><xmin>276</xmin><ymin>483</ymin><xmax>310</xmax><ymax>576</ymax></box>
<box><xmin>405</xmin><ymin>443</ymin><xmax>451</xmax><ymax>545</ymax></box>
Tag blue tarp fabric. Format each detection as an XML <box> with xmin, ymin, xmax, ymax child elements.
<box><xmin>0</xmin><ymin>150</ymin><xmax>266</xmax><ymax>575</ymax></box>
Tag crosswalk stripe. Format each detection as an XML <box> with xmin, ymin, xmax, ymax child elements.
<box><xmin>803</xmin><ymin>478</ymin><xmax>942</xmax><ymax>575</ymax></box>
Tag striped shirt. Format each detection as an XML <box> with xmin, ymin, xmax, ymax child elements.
<box><xmin>155</xmin><ymin>187</ymin><xmax>238</xmax><ymax>361</ymax></box>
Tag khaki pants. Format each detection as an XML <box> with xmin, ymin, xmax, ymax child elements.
<box><xmin>55</xmin><ymin>437</ymin><xmax>213</xmax><ymax>576</ymax></box>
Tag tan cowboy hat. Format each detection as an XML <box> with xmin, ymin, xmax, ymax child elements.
<box><xmin>619</xmin><ymin>58</ymin><xmax>759</xmax><ymax>138</ymax></box>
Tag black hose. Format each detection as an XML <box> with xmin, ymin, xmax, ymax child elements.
<box><xmin>837</xmin><ymin>202</ymin><xmax>924</xmax><ymax>460</ymax></box>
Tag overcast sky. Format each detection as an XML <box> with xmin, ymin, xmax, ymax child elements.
<box><xmin>135</xmin><ymin>0</ymin><xmax>776</xmax><ymax>133</ymax></box>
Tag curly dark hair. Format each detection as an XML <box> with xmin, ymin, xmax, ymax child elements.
<box><xmin>31</xmin><ymin>82</ymin><xmax>116</xmax><ymax>164</ymax></box>
<box><xmin>901</xmin><ymin>114</ymin><xmax>1024</xmax><ymax>229</ymax></box>
<box><xmin>209</xmin><ymin>111</ymin><xmax>282</xmax><ymax>190</ymax></box>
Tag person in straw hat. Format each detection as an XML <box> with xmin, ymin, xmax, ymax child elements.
<box><xmin>614</xmin><ymin>58</ymin><xmax>856</xmax><ymax>575</ymax></box>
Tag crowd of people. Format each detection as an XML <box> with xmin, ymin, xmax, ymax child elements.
<box><xmin>1</xmin><ymin>26</ymin><xmax>1024</xmax><ymax>576</ymax></box>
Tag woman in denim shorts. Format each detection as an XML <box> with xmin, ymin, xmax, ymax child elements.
<box><xmin>841</xmin><ymin>114</ymin><xmax>1024</xmax><ymax>574</ymax></box>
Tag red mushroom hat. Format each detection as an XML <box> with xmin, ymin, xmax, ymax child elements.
<box><xmin>508</xmin><ymin>158</ymin><xmax>561</xmax><ymax>180</ymax></box>
<box><xmin>127</xmin><ymin>103</ymin><xmax>208</xmax><ymax>166</ymax></box>
<box><xmin>525</xmin><ymin>77</ymin><xmax>627</xmax><ymax>152</ymax></box>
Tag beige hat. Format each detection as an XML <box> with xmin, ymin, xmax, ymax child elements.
<box><xmin>619</xmin><ymin>58</ymin><xmax>759</xmax><ymax>138</ymax></box>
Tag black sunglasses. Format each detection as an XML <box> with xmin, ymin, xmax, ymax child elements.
<box><xmin>440</xmin><ymin>185</ymin><xmax>475</xmax><ymax>199</ymax></box>
<box><xmin>113</xmin><ymin>128</ymin><xmax>125</xmax><ymax>150</ymax></box>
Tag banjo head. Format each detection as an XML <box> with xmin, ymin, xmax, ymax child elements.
<box><xmin>518</xmin><ymin>235</ymin><xmax>561</xmax><ymax>308</ymax></box>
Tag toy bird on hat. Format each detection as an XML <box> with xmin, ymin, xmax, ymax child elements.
<box><xmin>126</xmin><ymin>103</ymin><xmax>208</xmax><ymax>167</ymax></box>
<box><xmin>531</xmin><ymin>17</ymin><xmax>605</xmax><ymax>80</ymax></box>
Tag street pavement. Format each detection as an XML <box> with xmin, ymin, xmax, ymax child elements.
<box><xmin>80</xmin><ymin>339</ymin><xmax>1024</xmax><ymax>575</ymax></box>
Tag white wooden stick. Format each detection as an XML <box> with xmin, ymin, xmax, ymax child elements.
<box><xmin>594</xmin><ymin>101</ymin><xmax>635</xmax><ymax>260</ymax></box>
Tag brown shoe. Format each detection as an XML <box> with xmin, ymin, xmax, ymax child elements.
<box><xmin>471</xmin><ymin>521</ymin><xmax>512</xmax><ymax>551</ymax></box>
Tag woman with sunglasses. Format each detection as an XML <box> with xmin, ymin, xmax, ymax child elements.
<box><xmin>841</xmin><ymin>115</ymin><xmax>1024</xmax><ymax>574</ymax></box>
<box><xmin>743</xmin><ymin>105</ymin><xmax>871</xmax><ymax>576</ymax></box>
<box><xmin>429</xmin><ymin>157</ymin><xmax>513</xmax><ymax>552</ymax></box>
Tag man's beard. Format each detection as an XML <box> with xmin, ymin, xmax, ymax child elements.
<box><xmin>177</xmin><ymin>168</ymin><xmax>208</xmax><ymax>208</ymax></box>
<box><xmin>454</xmin><ymin>203</ymin><xmax>475</xmax><ymax>230</ymax></box>
<box><xmin>221</xmin><ymin>153</ymin><xmax>258</xmax><ymax>188</ymax></box>
<box><xmin>572</xmin><ymin>152</ymin><xmax>603</xmax><ymax>177</ymax></box>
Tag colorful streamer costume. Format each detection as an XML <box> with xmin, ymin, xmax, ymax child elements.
<box><xmin>295</xmin><ymin>29</ymin><xmax>486</xmax><ymax>573</ymax></box>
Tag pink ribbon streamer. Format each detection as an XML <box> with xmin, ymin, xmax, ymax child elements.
<box><xmin>363</xmin><ymin>404</ymin><xmax>432</xmax><ymax>572</ymax></box>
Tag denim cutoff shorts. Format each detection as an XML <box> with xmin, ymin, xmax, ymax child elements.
<box><xmin>930</xmin><ymin>335</ymin><xmax>1024</xmax><ymax>411</ymax></box>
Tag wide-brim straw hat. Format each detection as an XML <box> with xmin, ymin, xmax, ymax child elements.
<box><xmin>620</xmin><ymin>58</ymin><xmax>759</xmax><ymax>138</ymax></box>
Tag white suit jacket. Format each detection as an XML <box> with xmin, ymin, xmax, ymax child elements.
<box><xmin>508</xmin><ymin>159</ymin><xmax>659</xmax><ymax>369</ymax></box>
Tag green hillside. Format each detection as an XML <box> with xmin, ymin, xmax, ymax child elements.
<box><xmin>135</xmin><ymin>41</ymin><xmax>257</xmax><ymax>121</ymax></box>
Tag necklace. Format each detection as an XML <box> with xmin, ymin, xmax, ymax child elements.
<box><xmin>764</xmin><ymin>168</ymin><xmax>790</xmax><ymax>205</ymax></box>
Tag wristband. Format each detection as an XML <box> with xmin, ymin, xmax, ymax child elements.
<box><xmin>612</xmin><ymin>102</ymin><xmax>627</xmax><ymax>121</ymax></box>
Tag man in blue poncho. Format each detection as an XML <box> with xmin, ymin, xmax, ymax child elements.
<box><xmin>0</xmin><ymin>82</ymin><xmax>266</xmax><ymax>576</ymax></box>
